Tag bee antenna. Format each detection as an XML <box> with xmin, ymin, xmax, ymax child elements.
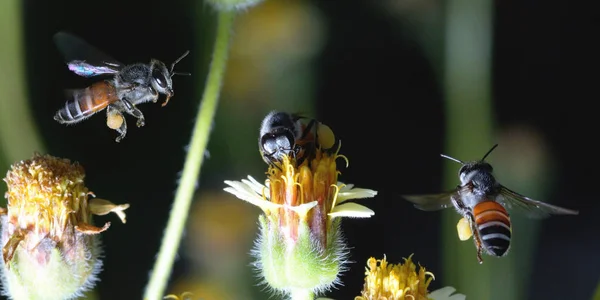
<box><xmin>170</xmin><ymin>50</ymin><xmax>190</xmax><ymax>74</ymax></box>
<box><xmin>440</xmin><ymin>154</ymin><xmax>465</xmax><ymax>165</ymax></box>
<box><xmin>440</xmin><ymin>154</ymin><xmax>464</xmax><ymax>164</ymax></box>
<box><xmin>171</xmin><ymin>72</ymin><xmax>191</xmax><ymax>77</ymax></box>
<box><xmin>481</xmin><ymin>144</ymin><xmax>499</xmax><ymax>161</ymax></box>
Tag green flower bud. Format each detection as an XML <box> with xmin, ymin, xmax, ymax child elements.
<box><xmin>0</xmin><ymin>154</ymin><xmax>129</xmax><ymax>300</ymax></box>
<box><xmin>224</xmin><ymin>146</ymin><xmax>377</xmax><ymax>297</ymax></box>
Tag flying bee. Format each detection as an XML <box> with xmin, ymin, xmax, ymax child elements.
<box><xmin>258</xmin><ymin>111</ymin><xmax>336</xmax><ymax>167</ymax></box>
<box><xmin>403</xmin><ymin>144</ymin><xmax>579</xmax><ymax>264</ymax></box>
<box><xmin>52</xmin><ymin>31</ymin><xmax>190</xmax><ymax>142</ymax></box>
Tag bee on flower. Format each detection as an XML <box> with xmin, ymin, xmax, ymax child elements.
<box><xmin>0</xmin><ymin>153</ymin><xmax>129</xmax><ymax>300</ymax></box>
<box><xmin>224</xmin><ymin>111</ymin><xmax>377</xmax><ymax>298</ymax></box>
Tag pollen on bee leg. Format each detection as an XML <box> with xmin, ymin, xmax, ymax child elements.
<box><xmin>316</xmin><ymin>122</ymin><xmax>336</xmax><ymax>150</ymax></box>
<box><xmin>456</xmin><ymin>217</ymin><xmax>473</xmax><ymax>241</ymax></box>
<box><xmin>106</xmin><ymin>110</ymin><xmax>124</xmax><ymax>129</ymax></box>
<box><xmin>88</xmin><ymin>198</ymin><xmax>130</xmax><ymax>224</ymax></box>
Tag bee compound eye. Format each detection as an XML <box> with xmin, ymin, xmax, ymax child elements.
<box><xmin>152</xmin><ymin>68</ymin><xmax>167</xmax><ymax>88</ymax></box>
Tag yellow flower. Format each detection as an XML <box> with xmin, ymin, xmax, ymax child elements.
<box><xmin>0</xmin><ymin>153</ymin><xmax>129</xmax><ymax>300</ymax></box>
<box><xmin>355</xmin><ymin>255</ymin><xmax>466</xmax><ymax>300</ymax></box>
<box><xmin>224</xmin><ymin>145</ymin><xmax>376</xmax><ymax>296</ymax></box>
<box><xmin>355</xmin><ymin>254</ymin><xmax>434</xmax><ymax>300</ymax></box>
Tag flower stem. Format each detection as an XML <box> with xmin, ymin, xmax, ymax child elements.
<box><xmin>0</xmin><ymin>0</ymin><xmax>45</xmax><ymax>172</ymax></box>
<box><xmin>143</xmin><ymin>10</ymin><xmax>235</xmax><ymax>300</ymax></box>
<box><xmin>442</xmin><ymin>0</ymin><xmax>494</xmax><ymax>299</ymax></box>
<box><xmin>290</xmin><ymin>289</ymin><xmax>314</xmax><ymax>300</ymax></box>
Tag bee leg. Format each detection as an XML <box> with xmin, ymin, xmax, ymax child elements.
<box><xmin>115</xmin><ymin>119</ymin><xmax>128</xmax><ymax>143</ymax></box>
<box><xmin>121</xmin><ymin>98</ymin><xmax>146</xmax><ymax>127</ymax></box>
<box><xmin>452</xmin><ymin>197</ymin><xmax>485</xmax><ymax>264</ymax></box>
<box><xmin>107</xmin><ymin>105</ymin><xmax>128</xmax><ymax>143</ymax></box>
<box><xmin>467</xmin><ymin>212</ymin><xmax>485</xmax><ymax>264</ymax></box>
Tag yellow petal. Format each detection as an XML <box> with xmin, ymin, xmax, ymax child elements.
<box><xmin>456</xmin><ymin>217</ymin><xmax>472</xmax><ymax>241</ymax></box>
<box><xmin>88</xmin><ymin>198</ymin><xmax>130</xmax><ymax>224</ymax></box>
<box><xmin>329</xmin><ymin>202</ymin><xmax>375</xmax><ymax>219</ymax></box>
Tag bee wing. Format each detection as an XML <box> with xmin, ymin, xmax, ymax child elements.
<box><xmin>54</xmin><ymin>31</ymin><xmax>123</xmax><ymax>77</ymax></box>
<box><xmin>497</xmin><ymin>185</ymin><xmax>579</xmax><ymax>219</ymax></box>
<box><xmin>402</xmin><ymin>190</ymin><xmax>457</xmax><ymax>211</ymax></box>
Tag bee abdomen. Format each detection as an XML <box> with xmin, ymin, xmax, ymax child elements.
<box><xmin>54</xmin><ymin>81</ymin><xmax>117</xmax><ymax>124</ymax></box>
<box><xmin>473</xmin><ymin>201</ymin><xmax>512</xmax><ymax>257</ymax></box>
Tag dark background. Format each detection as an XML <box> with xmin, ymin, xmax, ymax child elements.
<box><xmin>2</xmin><ymin>0</ymin><xmax>596</xmax><ymax>299</ymax></box>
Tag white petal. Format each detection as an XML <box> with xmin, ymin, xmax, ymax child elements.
<box><xmin>288</xmin><ymin>201</ymin><xmax>318</xmax><ymax>217</ymax></box>
<box><xmin>223</xmin><ymin>180</ymin><xmax>280</xmax><ymax>212</ymax></box>
<box><xmin>329</xmin><ymin>202</ymin><xmax>375</xmax><ymax>218</ymax></box>
<box><xmin>429</xmin><ymin>286</ymin><xmax>467</xmax><ymax>300</ymax></box>
<box><xmin>241</xmin><ymin>178</ymin><xmax>266</xmax><ymax>197</ymax></box>
<box><xmin>337</xmin><ymin>188</ymin><xmax>378</xmax><ymax>204</ymax></box>
<box><xmin>245</xmin><ymin>175</ymin><xmax>268</xmax><ymax>195</ymax></box>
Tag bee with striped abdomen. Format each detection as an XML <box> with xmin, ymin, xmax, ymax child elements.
<box><xmin>403</xmin><ymin>144</ymin><xmax>579</xmax><ymax>264</ymax></box>
<box><xmin>258</xmin><ymin>111</ymin><xmax>336</xmax><ymax>167</ymax></box>
<box><xmin>52</xmin><ymin>31</ymin><xmax>190</xmax><ymax>142</ymax></box>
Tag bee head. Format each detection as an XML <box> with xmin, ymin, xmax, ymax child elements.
<box><xmin>458</xmin><ymin>161</ymin><xmax>493</xmax><ymax>183</ymax></box>
<box><xmin>442</xmin><ymin>144</ymin><xmax>498</xmax><ymax>183</ymax></box>
<box><xmin>151</xmin><ymin>51</ymin><xmax>190</xmax><ymax>107</ymax></box>
<box><xmin>259</xmin><ymin>111</ymin><xmax>302</xmax><ymax>163</ymax></box>
<box><xmin>150</xmin><ymin>60</ymin><xmax>173</xmax><ymax>97</ymax></box>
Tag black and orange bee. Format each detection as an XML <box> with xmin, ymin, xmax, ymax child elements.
<box><xmin>52</xmin><ymin>31</ymin><xmax>189</xmax><ymax>142</ymax></box>
<box><xmin>403</xmin><ymin>144</ymin><xmax>579</xmax><ymax>264</ymax></box>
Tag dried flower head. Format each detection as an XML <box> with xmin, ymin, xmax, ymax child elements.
<box><xmin>0</xmin><ymin>153</ymin><xmax>129</xmax><ymax>300</ymax></box>
<box><xmin>224</xmin><ymin>142</ymin><xmax>376</xmax><ymax>297</ymax></box>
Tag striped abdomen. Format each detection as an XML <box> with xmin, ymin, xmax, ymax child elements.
<box><xmin>54</xmin><ymin>81</ymin><xmax>119</xmax><ymax>124</ymax></box>
<box><xmin>473</xmin><ymin>200</ymin><xmax>512</xmax><ymax>257</ymax></box>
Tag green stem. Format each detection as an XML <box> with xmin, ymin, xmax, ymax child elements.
<box><xmin>290</xmin><ymin>289</ymin><xmax>314</xmax><ymax>300</ymax></box>
<box><xmin>442</xmin><ymin>0</ymin><xmax>494</xmax><ymax>299</ymax></box>
<box><xmin>143</xmin><ymin>10</ymin><xmax>235</xmax><ymax>300</ymax></box>
<box><xmin>0</xmin><ymin>0</ymin><xmax>45</xmax><ymax>173</ymax></box>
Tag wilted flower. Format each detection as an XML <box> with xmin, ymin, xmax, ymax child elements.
<box><xmin>355</xmin><ymin>255</ymin><xmax>466</xmax><ymax>300</ymax></box>
<box><xmin>0</xmin><ymin>153</ymin><xmax>129</xmax><ymax>300</ymax></box>
<box><xmin>224</xmin><ymin>145</ymin><xmax>376</xmax><ymax>297</ymax></box>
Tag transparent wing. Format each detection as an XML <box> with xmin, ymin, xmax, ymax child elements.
<box><xmin>497</xmin><ymin>185</ymin><xmax>579</xmax><ymax>219</ymax></box>
<box><xmin>402</xmin><ymin>190</ymin><xmax>457</xmax><ymax>211</ymax></box>
<box><xmin>54</xmin><ymin>31</ymin><xmax>123</xmax><ymax>77</ymax></box>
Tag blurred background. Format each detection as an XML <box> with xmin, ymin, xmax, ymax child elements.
<box><xmin>0</xmin><ymin>0</ymin><xmax>597</xmax><ymax>299</ymax></box>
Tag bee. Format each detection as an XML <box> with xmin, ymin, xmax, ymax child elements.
<box><xmin>52</xmin><ymin>31</ymin><xmax>190</xmax><ymax>142</ymax></box>
<box><xmin>258</xmin><ymin>111</ymin><xmax>335</xmax><ymax>167</ymax></box>
<box><xmin>403</xmin><ymin>144</ymin><xmax>579</xmax><ymax>264</ymax></box>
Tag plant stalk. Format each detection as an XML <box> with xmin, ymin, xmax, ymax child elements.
<box><xmin>143</xmin><ymin>10</ymin><xmax>235</xmax><ymax>300</ymax></box>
